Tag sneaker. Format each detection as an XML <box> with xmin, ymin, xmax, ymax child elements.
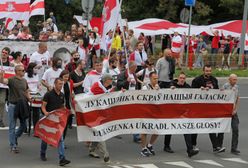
<box><xmin>40</xmin><ymin>154</ymin><xmax>47</xmax><ymax>161</ymax></box>
<box><xmin>231</xmin><ymin>149</ymin><xmax>240</xmax><ymax>155</ymax></box>
<box><xmin>188</xmin><ymin>149</ymin><xmax>199</xmax><ymax>157</ymax></box>
<box><xmin>215</xmin><ymin>147</ymin><xmax>226</xmax><ymax>153</ymax></box>
<box><xmin>164</xmin><ymin>146</ymin><xmax>174</xmax><ymax>153</ymax></box>
<box><xmin>140</xmin><ymin>148</ymin><xmax>150</xmax><ymax>157</ymax></box>
<box><xmin>103</xmin><ymin>156</ymin><xmax>110</xmax><ymax>163</ymax></box>
<box><xmin>10</xmin><ymin>147</ymin><xmax>19</xmax><ymax>154</ymax></box>
<box><xmin>193</xmin><ymin>145</ymin><xmax>199</xmax><ymax>151</ymax></box>
<box><xmin>59</xmin><ymin>158</ymin><xmax>71</xmax><ymax>166</ymax></box>
<box><xmin>146</xmin><ymin>145</ymin><xmax>155</xmax><ymax>155</ymax></box>
<box><xmin>89</xmin><ymin>151</ymin><xmax>100</xmax><ymax>158</ymax></box>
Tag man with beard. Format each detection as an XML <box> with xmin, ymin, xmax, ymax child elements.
<box><xmin>156</xmin><ymin>48</ymin><xmax>175</xmax><ymax>153</ymax></box>
<box><xmin>192</xmin><ymin>65</ymin><xmax>225</xmax><ymax>153</ymax></box>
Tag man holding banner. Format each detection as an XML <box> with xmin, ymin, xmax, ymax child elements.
<box><xmin>39</xmin><ymin>78</ymin><xmax>70</xmax><ymax>166</ymax></box>
<box><xmin>170</xmin><ymin>72</ymin><xmax>199</xmax><ymax>157</ymax></box>
<box><xmin>192</xmin><ymin>64</ymin><xmax>225</xmax><ymax>153</ymax></box>
<box><xmin>87</xmin><ymin>73</ymin><xmax>113</xmax><ymax>163</ymax></box>
<box><xmin>140</xmin><ymin>72</ymin><xmax>159</xmax><ymax>157</ymax></box>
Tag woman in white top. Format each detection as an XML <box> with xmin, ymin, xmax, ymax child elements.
<box><xmin>10</xmin><ymin>51</ymin><xmax>23</xmax><ymax>67</ymax></box>
<box><xmin>24</xmin><ymin>62</ymin><xmax>41</xmax><ymax>131</ymax></box>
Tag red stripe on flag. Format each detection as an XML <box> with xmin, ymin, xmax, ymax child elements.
<box><xmin>4</xmin><ymin>73</ymin><xmax>15</xmax><ymax>78</ymax></box>
<box><xmin>76</xmin><ymin>103</ymin><xmax>233</xmax><ymax>127</ymax></box>
<box><xmin>30</xmin><ymin>1</ymin><xmax>44</xmax><ymax>11</ymax></box>
<box><xmin>0</xmin><ymin>3</ymin><xmax>30</xmax><ymax>12</ymax></box>
<box><xmin>172</xmin><ymin>42</ymin><xmax>182</xmax><ymax>48</ymax></box>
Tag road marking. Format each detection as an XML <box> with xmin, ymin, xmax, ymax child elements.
<box><xmin>133</xmin><ymin>164</ymin><xmax>159</xmax><ymax>168</ymax></box>
<box><xmin>164</xmin><ymin>161</ymin><xmax>193</xmax><ymax>168</ymax></box>
<box><xmin>194</xmin><ymin>160</ymin><xmax>224</xmax><ymax>167</ymax></box>
<box><xmin>221</xmin><ymin>158</ymin><xmax>248</xmax><ymax>164</ymax></box>
<box><xmin>109</xmin><ymin>164</ymin><xmax>159</xmax><ymax>168</ymax></box>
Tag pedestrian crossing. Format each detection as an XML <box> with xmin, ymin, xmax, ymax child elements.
<box><xmin>108</xmin><ymin>158</ymin><xmax>248</xmax><ymax>168</ymax></box>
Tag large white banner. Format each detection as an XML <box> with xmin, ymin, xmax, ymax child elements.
<box><xmin>0</xmin><ymin>41</ymin><xmax>77</xmax><ymax>58</ymax></box>
<box><xmin>75</xmin><ymin>89</ymin><xmax>235</xmax><ymax>142</ymax></box>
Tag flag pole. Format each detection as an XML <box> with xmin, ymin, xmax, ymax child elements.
<box><xmin>119</xmin><ymin>14</ymin><xmax>130</xmax><ymax>75</ymax></box>
<box><xmin>43</xmin><ymin>1</ymin><xmax>46</xmax><ymax>25</ymax></box>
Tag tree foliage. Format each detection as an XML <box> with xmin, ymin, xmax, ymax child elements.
<box><xmin>28</xmin><ymin>0</ymin><xmax>245</xmax><ymax>31</ymax></box>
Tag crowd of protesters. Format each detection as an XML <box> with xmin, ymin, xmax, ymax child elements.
<box><xmin>1</xmin><ymin>13</ymin><xmax>248</xmax><ymax>70</ymax></box>
<box><xmin>0</xmin><ymin>15</ymin><xmax>242</xmax><ymax>166</ymax></box>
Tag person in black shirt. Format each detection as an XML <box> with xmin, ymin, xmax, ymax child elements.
<box><xmin>192</xmin><ymin>65</ymin><xmax>225</xmax><ymax>154</ymax></box>
<box><xmin>70</xmin><ymin>59</ymin><xmax>86</xmax><ymax>94</ymax></box>
<box><xmin>170</xmin><ymin>72</ymin><xmax>199</xmax><ymax>157</ymax></box>
<box><xmin>40</xmin><ymin>78</ymin><xmax>71</xmax><ymax>166</ymax></box>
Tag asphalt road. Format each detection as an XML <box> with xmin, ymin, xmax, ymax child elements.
<box><xmin>0</xmin><ymin>82</ymin><xmax>247</xmax><ymax>168</ymax></box>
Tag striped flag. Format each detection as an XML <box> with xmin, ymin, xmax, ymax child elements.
<box><xmin>5</xmin><ymin>18</ymin><xmax>16</xmax><ymax>30</ymax></box>
<box><xmin>34</xmin><ymin>108</ymin><xmax>70</xmax><ymax>147</ymax></box>
<box><xmin>30</xmin><ymin>0</ymin><xmax>45</xmax><ymax>17</ymax></box>
<box><xmin>100</xmin><ymin>0</ymin><xmax>121</xmax><ymax>51</ymax></box>
<box><xmin>0</xmin><ymin>0</ymin><xmax>31</xmax><ymax>20</ymax></box>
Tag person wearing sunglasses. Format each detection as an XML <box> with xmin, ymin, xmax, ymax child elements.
<box><xmin>0</xmin><ymin>65</ymin><xmax>31</xmax><ymax>154</ymax></box>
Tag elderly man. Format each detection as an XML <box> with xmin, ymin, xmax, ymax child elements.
<box><xmin>88</xmin><ymin>73</ymin><xmax>113</xmax><ymax>163</ymax></box>
<box><xmin>222</xmin><ymin>74</ymin><xmax>240</xmax><ymax>155</ymax></box>
<box><xmin>0</xmin><ymin>65</ymin><xmax>31</xmax><ymax>153</ymax></box>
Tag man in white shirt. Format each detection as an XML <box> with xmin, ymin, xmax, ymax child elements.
<box><xmin>41</xmin><ymin>57</ymin><xmax>62</xmax><ymax>91</ymax></box>
<box><xmin>29</xmin><ymin>42</ymin><xmax>51</xmax><ymax>79</ymax></box>
<box><xmin>83</xmin><ymin>60</ymin><xmax>102</xmax><ymax>93</ymax></box>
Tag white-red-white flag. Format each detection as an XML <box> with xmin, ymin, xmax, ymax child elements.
<box><xmin>0</xmin><ymin>0</ymin><xmax>30</xmax><ymax>20</ymax></box>
<box><xmin>100</xmin><ymin>0</ymin><xmax>121</xmax><ymax>51</ymax></box>
<box><xmin>245</xmin><ymin>33</ymin><xmax>248</xmax><ymax>51</ymax></box>
<box><xmin>30</xmin><ymin>0</ymin><xmax>44</xmax><ymax>17</ymax></box>
<box><xmin>5</xmin><ymin>18</ymin><xmax>16</xmax><ymax>30</ymax></box>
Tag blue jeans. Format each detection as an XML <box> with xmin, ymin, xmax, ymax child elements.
<box><xmin>40</xmin><ymin>136</ymin><xmax>65</xmax><ymax>160</ymax></box>
<box><xmin>8</xmin><ymin>103</ymin><xmax>26</xmax><ymax>148</ymax></box>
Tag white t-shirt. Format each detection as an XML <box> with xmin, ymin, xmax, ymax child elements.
<box><xmin>29</xmin><ymin>51</ymin><xmax>51</xmax><ymax>79</ymax></box>
<box><xmin>136</xmin><ymin>68</ymin><xmax>155</xmax><ymax>85</ymax></box>
<box><xmin>42</xmin><ymin>67</ymin><xmax>62</xmax><ymax>88</ymax></box>
<box><xmin>83</xmin><ymin>70</ymin><xmax>102</xmax><ymax>93</ymax></box>
<box><xmin>24</xmin><ymin>73</ymin><xmax>40</xmax><ymax>93</ymax></box>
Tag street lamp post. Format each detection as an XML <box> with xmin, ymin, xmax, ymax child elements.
<box><xmin>185</xmin><ymin>0</ymin><xmax>195</xmax><ymax>68</ymax></box>
<box><xmin>239</xmin><ymin>0</ymin><xmax>248</xmax><ymax>68</ymax></box>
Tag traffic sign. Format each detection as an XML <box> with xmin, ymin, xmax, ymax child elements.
<box><xmin>180</xmin><ymin>8</ymin><xmax>190</xmax><ymax>23</ymax></box>
<box><xmin>185</xmin><ymin>0</ymin><xmax>196</xmax><ymax>6</ymax></box>
<box><xmin>81</xmin><ymin>0</ymin><xmax>95</xmax><ymax>12</ymax></box>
